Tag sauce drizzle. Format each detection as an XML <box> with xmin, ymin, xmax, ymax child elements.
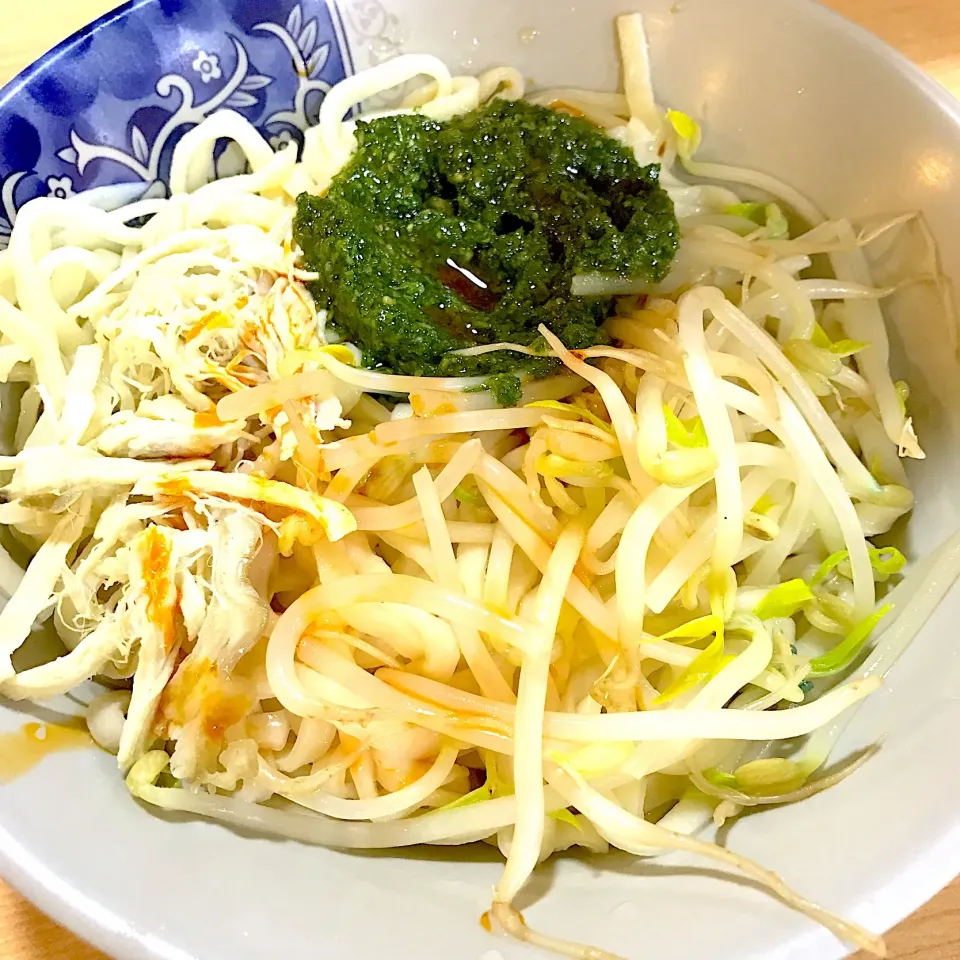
<box><xmin>0</xmin><ymin>721</ymin><xmax>92</xmax><ymax>784</ymax></box>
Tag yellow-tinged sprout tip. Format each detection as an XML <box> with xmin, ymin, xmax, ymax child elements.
<box><xmin>666</xmin><ymin>109</ymin><xmax>702</xmax><ymax>159</ymax></box>
<box><xmin>125</xmin><ymin>750</ymin><xmax>171</xmax><ymax>795</ymax></box>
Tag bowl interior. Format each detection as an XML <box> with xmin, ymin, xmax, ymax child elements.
<box><xmin>2</xmin><ymin>2</ymin><xmax>960</xmax><ymax>959</ymax></box>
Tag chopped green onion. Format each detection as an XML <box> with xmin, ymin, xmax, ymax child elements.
<box><xmin>435</xmin><ymin>783</ymin><xmax>492</xmax><ymax>812</ymax></box>
<box><xmin>808</xmin><ymin>604</ymin><xmax>894</xmax><ymax>677</ymax></box>
<box><xmin>527</xmin><ymin>399</ymin><xmax>612</xmax><ymax>433</ymax></box>
<box><xmin>869</xmin><ymin>546</ymin><xmax>907</xmax><ymax>578</ymax></box>
<box><xmin>811</xmin><ymin>549</ymin><xmax>849</xmax><ymax>586</ymax></box>
<box><xmin>751</xmin><ymin>494</ymin><xmax>778</xmax><ymax>516</ymax></box>
<box><xmin>754</xmin><ymin>578</ymin><xmax>815</xmax><ymax>620</ymax></box>
<box><xmin>811</xmin><ymin>546</ymin><xmax>906</xmax><ymax>586</ymax></box>
<box><xmin>655</xmin><ymin>628</ymin><xmax>731</xmax><ymax>704</ymax></box>
<box><xmin>663</xmin><ymin>405</ymin><xmax>708</xmax><ymax>448</ymax></box>
<box><xmin>666</xmin><ymin>110</ymin><xmax>702</xmax><ymax>159</ymax></box>
<box><xmin>453</xmin><ymin>483</ymin><xmax>480</xmax><ymax>504</ymax></box>
<box><xmin>722</xmin><ymin>202</ymin><xmax>788</xmax><ymax>238</ymax></box>
<box><xmin>811</xmin><ymin>323</ymin><xmax>832</xmax><ymax>350</ymax></box>
<box><xmin>724</xmin><ymin>202</ymin><xmax>766</xmax><ymax>223</ymax></box>
<box><xmin>548</xmin><ymin>807</ymin><xmax>583</xmax><ymax>831</ymax></box>
<box><xmin>764</xmin><ymin>204</ymin><xmax>789</xmax><ymax>240</ymax></box>
<box><xmin>810</xmin><ymin>322</ymin><xmax>867</xmax><ymax>356</ymax></box>
<box><xmin>435</xmin><ymin>754</ymin><xmax>508</xmax><ymax>812</ymax></box>
<box><xmin>828</xmin><ymin>339</ymin><xmax>868</xmax><ymax>357</ymax></box>
<box><xmin>702</xmin><ymin>768</ymin><xmax>738</xmax><ymax>789</ymax></box>
<box><xmin>655</xmin><ymin>614</ymin><xmax>725</xmax><ymax>646</ymax></box>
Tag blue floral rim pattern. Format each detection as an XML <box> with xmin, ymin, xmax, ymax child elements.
<box><xmin>0</xmin><ymin>0</ymin><xmax>357</xmax><ymax>245</ymax></box>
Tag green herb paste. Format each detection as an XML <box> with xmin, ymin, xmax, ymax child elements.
<box><xmin>294</xmin><ymin>99</ymin><xmax>678</xmax><ymax>404</ymax></box>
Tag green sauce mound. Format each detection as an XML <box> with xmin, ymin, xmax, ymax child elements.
<box><xmin>294</xmin><ymin>99</ymin><xmax>678</xmax><ymax>400</ymax></box>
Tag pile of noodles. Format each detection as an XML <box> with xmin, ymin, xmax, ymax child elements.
<box><xmin>0</xmin><ymin>13</ymin><xmax>956</xmax><ymax>960</ymax></box>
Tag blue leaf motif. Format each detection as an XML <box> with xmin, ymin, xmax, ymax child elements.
<box><xmin>225</xmin><ymin>91</ymin><xmax>258</xmax><ymax>109</ymax></box>
<box><xmin>57</xmin><ymin>145</ymin><xmax>79</xmax><ymax>167</ymax></box>
<box><xmin>131</xmin><ymin>125</ymin><xmax>150</xmax><ymax>165</ymax></box>
<box><xmin>240</xmin><ymin>74</ymin><xmax>272</xmax><ymax>91</ymax></box>
<box><xmin>307</xmin><ymin>43</ymin><xmax>330</xmax><ymax>77</ymax></box>
<box><xmin>286</xmin><ymin>4</ymin><xmax>302</xmax><ymax>39</ymax></box>
<box><xmin>298</xmin><ymin>19</ymin><xmax>317</xmax><ymax>57</ymax></box>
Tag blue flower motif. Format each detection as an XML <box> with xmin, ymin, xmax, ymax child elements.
<box><xmin>269</xmin><ymin>129</ymin><xmax>295</xmax><ymax>150</ymax></box>
<box><xmin>46</xmin><ymin>175</ymin><xmax>74</xmax><ymax>199</ymax></box>
<box><xmin>192</xmin><ymin>50</ymin><xmax>224</xmax><ymax>84</ymax></box>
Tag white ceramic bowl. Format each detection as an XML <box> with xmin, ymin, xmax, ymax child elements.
<box><xmin>2</xmin><ymin>2</ymin><xmax>960</xmax><ymax>959</ymax></box>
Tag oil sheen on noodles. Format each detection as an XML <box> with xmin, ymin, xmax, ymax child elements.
<box><xmin>0</xmin><ymin>12</ymin><xmax>951</xmax><ymax>960</ymax></box>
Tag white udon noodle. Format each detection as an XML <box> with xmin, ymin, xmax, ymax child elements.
<box><xmin>0</xmin><ymin>11</ymin><xmax>951</xmax><ymax>960</ymax></box>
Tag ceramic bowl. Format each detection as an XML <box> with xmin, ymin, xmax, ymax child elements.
<box><xmin>2</xmin><ymin>1</ymin><xmax>960</xmax><ymax>958</ymax></box>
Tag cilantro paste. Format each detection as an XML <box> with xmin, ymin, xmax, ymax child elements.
<box><xmin>294</xmin><ymin>99</ymin><xmax>678</xmax><ymax>403</ymax></box>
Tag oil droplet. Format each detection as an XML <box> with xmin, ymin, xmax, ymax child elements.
<box><xmin>519</xmin><ymin>27</ymin><xmax>541</xmax><ymax>44</ymax></box>
<box><xmin>0</xmin><ymin>721</ymin><xmax>92</xmax><ymax>783</ymax></box>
